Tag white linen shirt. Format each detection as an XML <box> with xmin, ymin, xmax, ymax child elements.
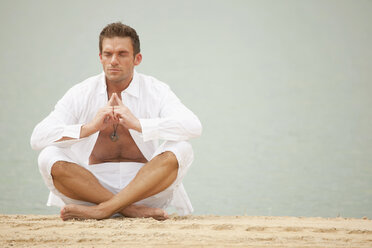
<box><xmin>30</xmin><ymin>70</ymin><xmax>202</xmax><ymax>215</ymax></box>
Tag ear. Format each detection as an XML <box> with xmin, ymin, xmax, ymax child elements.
<box><xmin>134</xmin><ymin>53</ymin><xmax>142</xmax><ymax>66</ymax></box>
<box><xmin>99</xmin><ymin>53</ymin><xmax>103</xmax><ymax>63</ymax></box>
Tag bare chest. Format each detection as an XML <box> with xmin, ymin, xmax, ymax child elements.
<box><xmin>89</xmin><ymin>125</ymin><xmax>147</xmax><ymax>165</ymax></box>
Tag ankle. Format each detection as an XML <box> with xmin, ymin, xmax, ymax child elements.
<box><xmin>96</xmin><ymin>202</ymin><xmax>115</xmax><ymax>219</ymax></box>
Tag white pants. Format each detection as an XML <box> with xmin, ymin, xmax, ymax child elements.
<box><xmin>37</xmin><ymin>141</ymin><xmax>194</xmax><ymax>215</ymax></box>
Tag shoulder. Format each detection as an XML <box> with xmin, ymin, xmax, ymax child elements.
<box><xmin>136</xmin><ymin>72</ymin><xmax>170</xmax><ymax>96</ymax></box>
<box><xmin>56</xmin><ymin>73</ymin><xmax>104</xmax><ymax>109</ymax></box>
<box><xmin>62</xmin><ymin>73</ymin><xmax>104</xmax><ymax>99</ymax></box>
<box><xmin>69</xmin><ymin>73</ymin><xmax>104</xmax><ymax>93</ymax></box>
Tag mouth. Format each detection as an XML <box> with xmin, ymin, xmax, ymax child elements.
<box><xmin>108</xmin><ymin>68</ymin><xmax>121</xmax><ymax>72</ymax></box>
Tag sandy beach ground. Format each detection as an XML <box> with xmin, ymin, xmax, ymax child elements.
<box><xmin>1</xmin><ymin>214</ymin><xmax>372</xmax><ymax>247</ymax></box>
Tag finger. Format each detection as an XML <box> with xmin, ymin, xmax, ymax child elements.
<box><xmin>118</xmin><ymin>117</ymin><xmax>125</xmax><ymax>126</ymax></box>
<box><xmin>114</xmin><ymin>113</ymin><xmax>120</xmax><ymax>122</ymax></box>
<box><xmin>113</xmin><ymin>93</ymin><xmax>124</xmax><ymax>106</ymax></box>
<box><xmin>103</xmin><ymin>110</ymin><xmax>114</xmax><ymax>119</ymax></box>
<box><xmin>105</xmin><ymin>114</ymin><xmax>120</xmax><ymax>124</ymax></box>
<box><xmin>113</xmin><ymin>105</ymin><xmax>127</xmax><ymax>116</ymax></box>
<box><xmin>112</xmin><ymin>93</ymin><xmax>121</xmax><ymax>106</ymax></box>
<box><xmin>113</xmin><ymin>108</ymin><xmax>122</xmax><ymax>119</ymax></box>
<box><xmin>102</xmin><ymin>106</ymin><xmax>114</xmax><ymax>116</ymax></box>
<box><xmin>107</xmin><ymin>93</ymin><xmax>116</xmax><ymax>106</ymax></box>
<box><xmin>108</xmin><ymin>93</ymin><xmax>121</xmax><ymax>106</ymax></box>
<box><xmin>102</xmin><ymin>107</ymin><xmax>116</xmax><ymax>120</ymax></box>
<box><xmin>109</xmin><ymin>107</ymin><xmax>119</xmax><ymax>121</ymax></box>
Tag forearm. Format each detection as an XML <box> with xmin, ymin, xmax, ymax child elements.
<box><xmin>30</xmin><ymin>121</ymin><xmax>83</xmax><ymax>150</ymax></box>
<box><xmin>128</xmin><ymin>118</ymin><xmax>142</xmax><ymax>133</ymax></box>
<box><xmin>30</xmin><ymin>85</ymin><xmax>87</xmax><ymax>150</ymax></box>
<box><xmin>31</xmin><ymin>112</ymin><xmax>89</xmax><ymax>149</ymax></box>
<box><xmin>139</xmin><ymin>114</ymin><xmax>202</xmax><ymax>142</ymax></box>
<box><xmin>138</xmin><ymin>86</ymin><xmax>202</xmax><ymax>142</ymax></box>
<box><xmin>80</xmin><ymin>122</ymin><xmax>99</xmax><ymax>138</ymax></box>
<box><xmin>55</xmin><ymin>122</ymin><xmax>98</xmax><ymax>142</ymax></box>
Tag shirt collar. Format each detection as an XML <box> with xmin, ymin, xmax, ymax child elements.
<box><xmin>99</xmin><ymin>72</ymin><xmax>107</xmax><ymax>95</ymax></box>
<box><xmin>99</xmin><ymin>70</ymin><xmax>140</xmax><ymax>98</ymax></box>
<box><xmin>123</xmin><ymin>70</ymin><xmax>140</xmax><ymax>98</ymax></box>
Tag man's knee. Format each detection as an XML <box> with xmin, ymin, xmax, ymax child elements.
<box><xmin>167</xmin><ymin>141</ymin><xmax>194</xmax><ymax>168</ymax></box>
<box><xmin>178</xmin><ymin>140</ymin><xmax>193</xmax><ymax>159</ymax></box>
<box><xmin>152</xmin><ymin>141</ymin><xmax>194</xmax><ymax>175</ymax></box>
<box><xmin>50</xmin><ymin>161</ymin><xmax>74</xmax><ymax>178</ymax></box>
<box><xmin>159</xmin><ymin>151</ymin><xmax>179</xmax><ymax>168</ymax></box>
<box><xmin>38</xmin><ymin>147</ymin><xmax>54</xmax><ymax>176</ymax></box>
<box><xmin>37</xmin><ymin>146</ymin><xmax>76</xmax><ymax>177</ymax></box>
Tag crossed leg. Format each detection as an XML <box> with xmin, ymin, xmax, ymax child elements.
<box><xmin>51</xmin><ymin>151</ymin><xmax>178</xmax><ymax>221</ymax></box>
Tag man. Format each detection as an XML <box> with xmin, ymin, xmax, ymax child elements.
<box><xmin>30</xmin><ymin>22</ymin><xmax>202</xmax><ymax>221</ymax></box>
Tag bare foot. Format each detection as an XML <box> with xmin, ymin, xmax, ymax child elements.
<box><xmin>61</xmin><ymin>204</ymin><xmax>168</xmax><ymax>221</ymax></box>
<box><xmin>60</xmin><ymin>204</ymin><xmax>110</xmax><ymax>221</ymax></box>
<box><xmin>121</xmin><ymin>205</ymin><xmax>169</xmax><ymax>221</ymax></box>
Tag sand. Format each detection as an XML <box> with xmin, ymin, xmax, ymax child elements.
<box><xmin>1</xmin><ymin>214</ymin><xmax>372</xmax><ymax>247</ymax></box>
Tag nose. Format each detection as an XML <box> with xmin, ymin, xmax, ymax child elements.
<box><xmin>110</xmin><ymin>54</ymin><xmax>119</xmax><ymax>65</ymax></box>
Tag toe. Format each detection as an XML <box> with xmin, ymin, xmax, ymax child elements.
<box><xmin>60</xmin><ymin>208</ymin><xmax>65</xmax><ymax>219</ymax></box>
<box><xmin>164</xmin><ymin>212</ymin><xmax>169</xmax><ymax>219</ymax></box>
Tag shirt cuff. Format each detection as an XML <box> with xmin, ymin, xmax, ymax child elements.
<box><xmin>61</xmin><ymin>124</ymin><xmax>83</xmax><ymax>139</ymax></box>
<box><xmin>139</xmin><ymin>118</ymin><xmax>160</xmax><ymax>142</ymax></box>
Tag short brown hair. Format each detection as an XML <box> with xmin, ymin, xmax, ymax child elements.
<box><xmin>99</xmin><ymin>22</ymin><xmax>140</xmax><ymax>55</ymax></box>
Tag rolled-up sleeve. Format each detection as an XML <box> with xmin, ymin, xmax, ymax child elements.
<box><xmin>30</xmin><ymin>87</ymin><xmax>84</xmax><ymax>150</ymax></box>
<box><xmin>139</xmin><ymin>87</ymin><xmax>202</xmax><ymax>142</ymax></box>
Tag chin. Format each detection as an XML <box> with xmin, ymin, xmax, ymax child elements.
<box><xmin>107</xmin><ymin>75</ymin><xmax>126</xmax><ymax>83</ymax></box>
<box><xmin>106</xmin><ymin>72</ymin><xmax>120</xmax><ymax>78</ymax></box>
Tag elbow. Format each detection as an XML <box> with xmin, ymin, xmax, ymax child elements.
<box><xmin>194</xmin><ymin>119</ymin><xmax>203</xmax><ymax>137</ymax></box>
<box><xmin>30</xmin><ymin>130</ymin><xmax>44</xmax><ymax>150</ymax></box>
<box><xmin>187</xmin><ymin>117</ymin><xmax>202</xmax><ymax>138</ymax></box>
<box><xmin>30</xmin><ymin>136</ymin><xmax>41</xmax><ymax>150</ymax></box>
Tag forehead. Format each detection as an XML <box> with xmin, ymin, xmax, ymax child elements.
<box><xmin>101</xmin><ymin>37</ymin><xmax>133</xmax><ymax>52</ymax></box>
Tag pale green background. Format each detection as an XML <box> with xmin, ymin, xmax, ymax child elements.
<box><xmin>0</xmin><ymin>0</ymin><xmax>371</xmax><ymax>218</ymax></box>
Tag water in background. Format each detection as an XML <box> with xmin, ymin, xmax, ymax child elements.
<box><xmin>1</xmin><ymin>0</ymin><xmax>372</xmax><ymax>218</ymax></box>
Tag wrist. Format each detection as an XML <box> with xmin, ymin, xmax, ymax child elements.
<box><xmin>80</xmin><ymin>122</ymin><xmax>98</xmax><ymax>138</ymax></box>
<box><xmin>135</xmin><ymin>119</ymin><xmax>142</xmax><ymax>133</ymax></box>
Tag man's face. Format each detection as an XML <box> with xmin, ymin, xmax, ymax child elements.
<box><xmin>99</xmin><ymin>37</ymin><xmax>142</xmax><ymax>84</ymax></box>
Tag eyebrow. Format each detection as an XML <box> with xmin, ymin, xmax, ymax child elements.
<box><xmin>103</xmin><ymin>50</ymin><xmax>129</xmax><ymax>54</ymax></box>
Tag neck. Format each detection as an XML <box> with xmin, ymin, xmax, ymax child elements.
<box><xmin>106</xmin><ymin>75</ymin><xmax>133</xmax><ymax>95</ymax></box>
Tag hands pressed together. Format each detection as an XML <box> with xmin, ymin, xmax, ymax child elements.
<box><xmin>110</xmin><ymin>93</ymin><xmax>142</xmax><ymax>132</ymax></box>
<box><xmin>82</xmin><ymin>93</ymin><xmax>141</xmax><ymax>138</ymax></box>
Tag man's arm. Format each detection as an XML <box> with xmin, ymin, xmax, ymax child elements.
<box><xmin>30</xmin><ymin>87</ymin><xmax>117</xmax><ymax>150</ymax></box>
<box><xmin>55</xmin><ymin>98</ymin><xmax>118</xmax><ymax>142</ymax></box>
<box><xmin>139</xmin><ymin>88</ymin><xmax>202</xmax><ymax>142</ymax></box>
<box><xmin>54</xmin><ymin>122</ymin><xmax>99</xmax><ymax>142</ymax></box>
<box><xmin>30</xmin><ymin>86</ymin><xmax>83</xmax><ymax>150</ymax></box>
<box><xmin>112</xmin><ymin>86</ymin><xmax>202</xmax><ymax>142</ymax></box>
